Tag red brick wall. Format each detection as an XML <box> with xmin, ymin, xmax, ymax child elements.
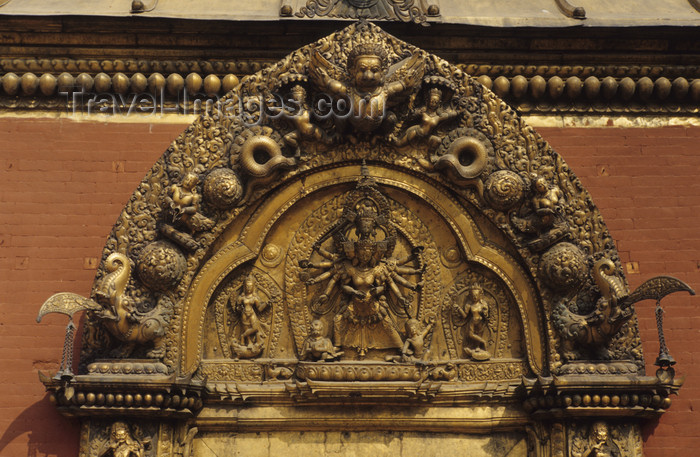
<box><xmin>0</xmin><ymin>119</ymin><xmax>697</xmax><ymax>456</ymax></box>
<box><xmin>0</xmin><ymin>119</ymin><xmax>188</xmax><ymax>457</ymax></box>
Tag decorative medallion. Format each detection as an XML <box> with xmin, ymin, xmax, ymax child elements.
<box><xmin>203</xmin><ymin>167</ymin><xmax>243</xmax><ymax>209</ymax></box>
<box><xmin>137</xmin><ymin>241</ymin><xmax>187</xmax><ymax>292</ymax></box>
<box><xmin>539</xmin><ymin>242</ymin><xmax>588</xmax><ymax>292</ymax></box>
<box><xmin>484</xmin><ymin>170</ymin><xmax>527</xmax><ymax>211</ymax></box>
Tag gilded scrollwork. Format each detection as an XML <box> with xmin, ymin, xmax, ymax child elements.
<box><xmin>456</xmin><ymin>361</ymin><xmax>526</xmax><ymax>382</ymax></box>
<box><xmin>199</xmin><ymin>361</ymin><xmax>265</xmax><ymax>382</ymax></box>
<box><xmin>292</xmin><ymin>0</ymin><xmax>437</xmax><ymax>25</ymax></box>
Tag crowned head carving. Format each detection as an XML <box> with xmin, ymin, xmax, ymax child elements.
<box><xmin>347</xmin><ymin>43</ymin><xmax>388</xmax><ymax>92</ymax></box>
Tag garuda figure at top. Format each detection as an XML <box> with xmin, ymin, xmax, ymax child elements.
<box><xmin>309</xmin><ymin>33</ymin><xmax>425</xmax><ymax>137</ymax></box>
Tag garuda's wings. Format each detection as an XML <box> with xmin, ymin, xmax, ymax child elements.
<box><xmin>308</xmin><ymin>50</ymin><xmax>344</xmax><ymax>92</ymax></box>
<box><xmin>386</xmin><ymin>53</ymin><xmax>426</xmax><ymax>97</ymax></box>
<box><xmin>37</xmin><ymin>292</ymin><xmax>101</xmax><ymax>323</ymax></box>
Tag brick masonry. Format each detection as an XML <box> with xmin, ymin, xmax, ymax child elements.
<box><xmin>0</xmin><ymin>118</ymin><xmax>697</xmax><ymax>457</ymax></box>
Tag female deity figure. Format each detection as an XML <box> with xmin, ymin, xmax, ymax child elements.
<box><xmin>229</xmin><ymin>274</ymin><xmax>269</xmax><ymax>359</ymax></box>
<box><xmin>98</xmin><ymin>421</ymin><xmax>144</xmax><ymax>457</ymax></box>
<box><xmin>330</xmin><ymin>239</ymin><xmax>404</xmax><ymax>357</ymax></box>
<box><xmin>454</xmin><ymin>285</ymin><xmax>491</xmax><ymax>361</ymax></box>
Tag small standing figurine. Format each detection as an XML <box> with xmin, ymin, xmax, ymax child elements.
<box><xmin>387</xmin><ymin>316</ymin><xmax>435</xmax><ymax>362</ymax></box>
<box><xmin>454</xmin><ymin>285</ymin><xmax>491</xmax><ymax>361</ymax></box>
<box><xmin>300</xmin><ymin>319</ymin><xmax>344</xmax><ymax>361</ymax></box>
<box><xmin>393</xmin><ymin>81</ymin><xmax>458</xmax><ymax>149</ymax></box>
<box><xmin>98</xmin><ymin>421</ymin><xmax>145</xmax><ymax>457</ymax></box>
<box><xmin>229</xmin><ymin>274</ymin><xmax>269</xmax><ymax>359</ymax></box>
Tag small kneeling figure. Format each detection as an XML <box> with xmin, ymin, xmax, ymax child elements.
<box><xmin>301</xmin><ymin>319</ymin><xmax>343</xmax><ymax>362</ymax></box>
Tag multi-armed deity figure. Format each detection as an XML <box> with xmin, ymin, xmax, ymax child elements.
<box><xmin>300</xmin><ymin>166</ymin><xmax>424</xmax><ymax>358</ymax></box>
<box><xmin>308</xmin><ymin>34</ymin><xmax>425</xmax><ymax>137</ymax></box>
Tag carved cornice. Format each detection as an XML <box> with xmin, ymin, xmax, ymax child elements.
<box><xmin>522</xmin><ymin>368</ymin><xmax>684</xmax><ymax>420</ymax></box>
<box><xmin>40</xmin><ymin>368</ymin><xmax>204</xmax><ymax>419</ymax></box>
<box><xmin>1</xmin><ymin>60</ymin><xmax>698</xmax><ymax>115</ymax></box>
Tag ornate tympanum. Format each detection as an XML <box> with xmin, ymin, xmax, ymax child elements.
<box><xmin>38</xmin><ymin>21</ymin><xmax>694</xmax><ymax>457</ymax></box>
